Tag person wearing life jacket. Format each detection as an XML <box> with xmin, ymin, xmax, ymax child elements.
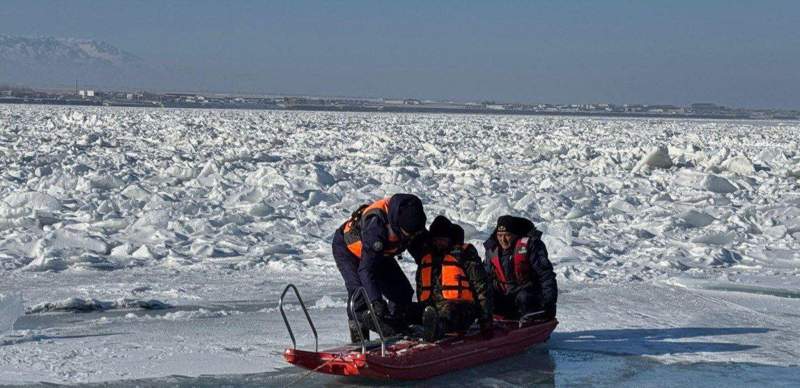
<box><xmin>331</xmin><ymin>193</ymin><xmax>428</xmax><ymax>342</ymax></box>
<box><xmin>483</xmin><ymin>215</ymin><xmax>557</xmax><ymax>321</ymax></box>
<box><xmin>417</xmin><ymin>215</ymin><xmax>492</xmax><ymax>342</ymax></box>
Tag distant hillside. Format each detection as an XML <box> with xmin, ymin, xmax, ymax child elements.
<box><xmin>0</xmin><ymin>35</ymin><xmax>156</xmax><ymax>89</ymax></box>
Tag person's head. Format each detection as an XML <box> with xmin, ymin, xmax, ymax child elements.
<box><xmin>494</xmin><ymin>215</ymin><xmax>533</xmax><ymax>250</ymax></box>
<box><xmin>429</xmin><ymin>215</ymin><xmax>453</xmax><ymax>253</ymax></box>
<box><xmin>395</xmin><ymin>194</ymin><xmax>426</xmax><ymax>240</ymax></box>
<box><xmin>449</xmin><ymin>223</ymin><xmax>465</xmax><ymax>246</ymax></box>
<box><xmin>495</xmin><ymin>227</ymin><xmax>517</xmax><ymax>250</ymax></box>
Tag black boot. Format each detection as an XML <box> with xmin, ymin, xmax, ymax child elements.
<box><xmin>386</xmin><ymin>303</ymin><xmax>415</xmax><ymax>335</ymax></box>
<box><xmin>422</xmin><ymin>306</ymin><xmax>441</xmax><ymax>342</ymax></box>
<box><xmin>349</xmin><ymin>320</ymin><xmax>369</xmax><ymax>343</ymax></box>
<box><xmin>359</xmin><ymin>310</ymin><xmax>397</xmax><ymax>337</ymax></box>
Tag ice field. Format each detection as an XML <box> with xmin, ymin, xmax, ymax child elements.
<box><xmin>1</xmin><ymin>105</ymin><xmax>799</xmax><ymax>386</ymax></box>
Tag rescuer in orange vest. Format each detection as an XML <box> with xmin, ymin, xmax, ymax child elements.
<box><xmin>417</xmin><ymin>215</ymin><xmax>492</xmax><ymax>342</ymax></box>
<box><xmin>332</xmin><ymin>194</ymin><xmax>428</xmax><ymax>342</ymax></box>
<box><xmin>483</xmin><ymin>215</ymin><xmax>558</xmax><ymax>321</ymax></box>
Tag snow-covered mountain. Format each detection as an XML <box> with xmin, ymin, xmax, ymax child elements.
<box><xmin>0</xmin><ymin>35</ymin><xmax>141</xmax><ymax>65</ymax></box>
<box><xmin>0</xmin><ymin>35</ymin><xmax>153</xmax><ymax>88</ymax></box>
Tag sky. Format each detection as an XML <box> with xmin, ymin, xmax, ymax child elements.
<box><xmin>2</xmin><ymin>0</ymin><xmax>799</xmax><ymax>108</ymax></box>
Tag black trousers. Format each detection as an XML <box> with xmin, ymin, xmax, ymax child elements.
<box><xmin>331</xmin><ymin>228</ymin><xmax>414</xmax><ymax>320</ymax></box>
<box><xmin>493</xmin><ymin>286</ymin><xmax>543</xmax><ymax>320</ymax></box>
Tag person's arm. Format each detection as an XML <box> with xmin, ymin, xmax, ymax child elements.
<box><xmin>528</xmin><ymin>239</ymin><xmax>558</xmax><ymax>318</ymax></box>
<box><xmin>405</xmin><ymin>230</ymin><xmax>430</xmax><ymax>265</ymax></box>
<box><xmin>482</xmin><ymin>238</ymin><xmax>497</xmax><ymax>277</ymax></box>
<box><xmin>462</xmin><ymin>245</ymin><xmax>493</xmax><ymax>326</ymax></box>
<box><xmin>357</xmin><ymin>215</ymin><xmax>389</xmax><ymax>303</ymax></box>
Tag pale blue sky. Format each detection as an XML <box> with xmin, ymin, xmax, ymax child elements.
<box><xmin>2</xmin><ymin>1</ymin><xmax>798</xmax><ymax>108</ymax></box>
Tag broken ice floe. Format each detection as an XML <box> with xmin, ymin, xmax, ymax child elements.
<box><xmin>120</xmin><ymin>308</ymin><xmax>240</xmax><ymax>322</ymax></box>
<box><xmin>26</xmin><ymin>297</ymin><xmax>170</xmax><ymax>314</ymax></box>
<box><xmin>633</xmin><ymin>146</ymin><xmax>673</xmax><ymax>172</ymax></box>
<box><xmin>0</xmin><ymin>293</ymin><xmax>24</xmax><ymax>334</ymax></box>
<box><xmin>0</xmin><ymin>105</ymin><xmax>798</xmax><ymax>286</ymax></box>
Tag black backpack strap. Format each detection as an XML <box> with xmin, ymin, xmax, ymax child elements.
<box><xmin>346</xmin><ymin>204</ymin><xmax>369</xmax><ymax>229</ymax></box>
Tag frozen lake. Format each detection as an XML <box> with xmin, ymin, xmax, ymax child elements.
<box><xmin>1</xmin><ymin>105</ymin><xmax>799</xmax><ymax>385</ymax></box>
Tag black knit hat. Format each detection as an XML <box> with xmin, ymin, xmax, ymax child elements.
<box><xmin>496</xmin><ymin>215</ymin><xmax>533</xmax><ymax>236</ymax></box>
<box><xmin>397</xmin><ymin>197</ymin><xmax>426</xmax><ymax>233</ymax></box>
<box><xmin>449</xmin><ymin>223</ymin><xmax>465</xmax><ymax>245</ymax></box>
<box><xmin>429</xmin><ymin>215</ymin><xmax>452</xmax><ymax>238</ymax></box>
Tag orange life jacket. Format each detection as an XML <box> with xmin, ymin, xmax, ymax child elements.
<box><xmin>489</xmin><ymin>237</ymin><xmax>531</xmax><ymax>294</ymax></box>
<box><xmin>342</xmin><ymin>198</ymin><xmax>402</xmax><ymax>259</ymax></box>
<box><xmin>418</xmin><ymin>245</ymin><xmax>475</xmax><ymax>303</ymax></box>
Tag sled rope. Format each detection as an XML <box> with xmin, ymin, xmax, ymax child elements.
<box><xmin>284</xmin><ymin>354</ymin><xmax>342</xmax><ymax>387</ymax></box>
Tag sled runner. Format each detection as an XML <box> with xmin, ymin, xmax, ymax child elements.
<box><xmin>279</xmin><ymin>284</ymin><xmax>558</xmax><ymax>380</ymax></box>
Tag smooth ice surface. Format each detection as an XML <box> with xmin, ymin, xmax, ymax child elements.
<box><xmin>1</xmin><ymin>105</ymin><xmax>799</xmax><ymax>385</ymax></box>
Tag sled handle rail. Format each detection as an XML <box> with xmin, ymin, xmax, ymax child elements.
<box><xmin>348</xmin><ymin>287</ymin><xmax>386</xmax><ymax>356</ymax></box>
<box><xmin>518</xmin><ymin>310</ymin><xmax>546</xmax><ymax>328</ymax></box>
<box><xmin>279</xmin><ymin>283</ymin><xmax>319</xmax><ymax>352</ymax></box>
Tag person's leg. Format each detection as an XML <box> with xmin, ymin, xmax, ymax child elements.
<box><xmin>331</xmin><ymin>229</ymin><xmax>364</xmax><ymax>320</ymax></box>
<box><xmin>405</xmin><ymin>301</ymin><xmax>424</xmax><ymax>325</ymax></box>
<box><xmin>332</xmin><ymin>229</ymin><xmax>371</xmax><ymax>342</ymax></box>
<box><xmin>421</xmin><ymin>304</ymin><xmax>440</xmax><ymax>341</ymax></box>
<box><xmin>514</xmin><ymin>286</ymin><xmax>544</xmax><ymax>317</ymax></box>
<box><xmin>493</xmin><ymin>290</ymin><xmax>518</xmax><ymax>319</ymax></box>
<box><xmin>375</xmin><ymin>257</ymin><xmax>414</xmax><ymax>318</ymax></box>
<box><xmin>438</xmin><ymin>301</ymin><xmax>478</xmax><ymax>334</ymax></box>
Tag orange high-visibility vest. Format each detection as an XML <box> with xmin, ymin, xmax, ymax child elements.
<box><xmin>342</xmin><ymin>198</ymin><xmax>401</xmax><ymax>259</ymax></box>
<box><xmin>418</xmin><ymin>245</ymin><xmax>475</xmax><ymax>303</ymax></box>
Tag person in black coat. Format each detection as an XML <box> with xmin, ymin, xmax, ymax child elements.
<box><xmin>483</xmin><ymin>215</ymin><xmax>557</xmax><ymax>320</ymax></box>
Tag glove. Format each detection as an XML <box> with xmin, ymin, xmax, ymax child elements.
<box><xmin>371</xmin><ymin>299</ymin><xmax>389</xmax><ymax>319</ymax></box>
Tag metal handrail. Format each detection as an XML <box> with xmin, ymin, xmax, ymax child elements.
<box><xmin>518</xmin><ymin>310</ymin><xmax>545</xmax><ymax>328</ymax></box>
<box><xmin>279</xmin><ymin>284</ymin><xmax>319</xmax><ymax>352</ymax></box>
<box><xmin>348</xmin><ymin>287</ymin><xmax>386</xmax><ymax>356</ymax></box>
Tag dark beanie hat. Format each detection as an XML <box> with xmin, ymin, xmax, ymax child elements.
<box><xmin>429</xmin><ymin>215</ymin><xmax>452</xmax><ymax>238</ymax></box>
<box><xmin>496</xmin><ymin>215</ymin><xmax>534</xmax><ymax>236</ymax></box>
<box><xmin>397</xmin><ymin>197</ymin><xmax>426</xmax><ymax>233</ymax></box>
<box><xmin>449</xmin><ymin>223</ymin><xmax>465</xmax><ymax>245</ymax></box>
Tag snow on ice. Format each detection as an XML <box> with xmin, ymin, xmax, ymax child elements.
<box><xmin>0</xmin><ymin>105</ymin><xmax>799</xmax><ymax>384</ymax></box>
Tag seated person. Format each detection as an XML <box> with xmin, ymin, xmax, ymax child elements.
<box><xmin>483</xmin><ymin>215</ymin><xmax>557</xmax><ymax>321</ymax></box>
<box><xmin>417</xmin><ymin>216</ymin><xmax>492</xmax><ymax>341</ymax></box>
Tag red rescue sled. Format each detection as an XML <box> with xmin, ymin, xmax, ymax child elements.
<box><xmin>279</xmin><ymin>284</ymin><xmax>557</xmax><ymax>380</ymax></box>
<box><xmin>284</xmin><ymin>318</ymin><xmax>557</xmax><ymax>380</ymax></box>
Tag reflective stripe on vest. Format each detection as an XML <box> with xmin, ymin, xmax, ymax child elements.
<box><xmin>418</xmin><ymin>245</ymin><xmax>475</xmax><ymax>303</ymax></box>
<box><xmin>489</xmin><ymin>237</ymin><xmax>531</xmax><ymax>294</ymax></box>
<box><xmin>342</xmin><ymin>198</ymin><xmax>401</xmax><ymax>259</ymax></box>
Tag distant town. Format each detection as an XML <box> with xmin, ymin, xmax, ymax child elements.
<box><xmin>1</xmin><ymin>85</ymin><xmax>797</xmax><ymax>120</ymax></box>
